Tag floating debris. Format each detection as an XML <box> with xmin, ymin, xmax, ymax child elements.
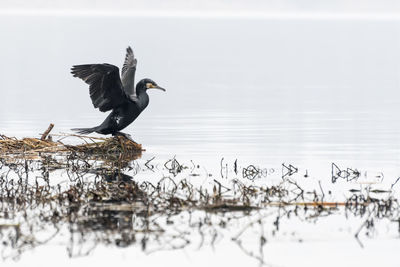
<box><xmin>1</xmin><ymin>132</ymin><xmax>400</xmax><ymax>265</ymax></box>
<box><xmin>0</xmin><ymin>124</ymin><xmax>143</xmax><ymax>161</ymax></box>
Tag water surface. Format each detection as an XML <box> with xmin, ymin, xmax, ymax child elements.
<box><xmin>1</xmin><ymin>14</ymin><xmax>400</xmax><ymax>267</ymax></box>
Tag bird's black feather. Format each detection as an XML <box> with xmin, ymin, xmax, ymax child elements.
<box><xmin>71</xmin><ymin>64</ymin><xmax>127</xmax><ymax>112</ymax></box>
<box><xmin>71</xmin><ymin>127</ymin><xmax>98</xmax><ymax>135</ymax></box>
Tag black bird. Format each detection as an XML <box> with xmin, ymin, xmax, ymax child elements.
<box><xmin>70</xmin><ymin>46</ymin><xmax>165</xmax><ymax>139</ymax></box>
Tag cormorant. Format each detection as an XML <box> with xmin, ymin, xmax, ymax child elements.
<box><xmin>70</xmin><ymin>46</ymin><xmax>165</xmax><ymax>139</ymax></box>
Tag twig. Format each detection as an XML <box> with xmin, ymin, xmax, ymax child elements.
<box><xmin>40</xmin><ymin>123</ymin><xmax>54</xmax><ymax>140</ymax></box>
<box><xmin>52</xmin><ymin>133</ymin><xmax>108</xmax><ymax>141</ymax></box>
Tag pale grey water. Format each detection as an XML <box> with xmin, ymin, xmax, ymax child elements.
<box><xmin>2</xmin><ymin>16</ymin><xmax>400</xmax><ymax>167</ymax></box>
<box><xmin>1</xmin><ymin>15</ymin><xmax>400</xmax><ymax>267</ymax></box>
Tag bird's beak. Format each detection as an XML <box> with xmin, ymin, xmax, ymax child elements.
<box><xmin>149</xmin><ymin>85</ymin><xmax>166</xmax><ymax>92</ymax></box>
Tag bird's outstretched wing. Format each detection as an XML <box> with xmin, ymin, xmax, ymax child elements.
<box><xmin>71</xmin><ymin>64</ymin><xmax>127</xmax><ymax>112</ymax></box>
<box><xmin>121</xmin><ymin>46</ymin><xmax>138</xmax><ymax>101</ymax></box>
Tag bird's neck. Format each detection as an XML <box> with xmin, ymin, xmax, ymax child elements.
<box><xmin>136</xmin><ymin>91</ymin><xmax>149</xmax><ymax>110</ymax></box>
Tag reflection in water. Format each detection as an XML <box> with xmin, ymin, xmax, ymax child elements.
<box><xmin>0</xmin><ymin>14</ymin><xmax>399</xmax><ymax>267</ymax></box>
<box><xmin>0</xmin><ymin>151</ymin><xmax>399</xmax><ymax>265</ymax></box>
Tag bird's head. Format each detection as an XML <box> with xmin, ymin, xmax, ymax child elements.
<box><xmin>136</xmin><ymin>78</ymin><xmax>166</xmax><ymax>94</ymax></box>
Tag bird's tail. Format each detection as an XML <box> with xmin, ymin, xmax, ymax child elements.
<box><xmin>71</xmin><ymin>127</ymin><xmax>98</xmax><ymax>135</ymax></box>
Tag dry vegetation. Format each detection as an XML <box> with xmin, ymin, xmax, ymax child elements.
<box><xmin>0</xmin><ymin>124</ymin><xmax>142</xmax><ymax>159</ymax></box>
<box><xmin>0</xmin><ymin>124</ymin><xmax>399</xmax><ymax>263</ymax></box>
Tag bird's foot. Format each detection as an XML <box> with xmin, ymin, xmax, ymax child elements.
<box><xmin>113</xmin><ymin>132</ymin><xmax>136</xmax><ymax>143</ymax></box>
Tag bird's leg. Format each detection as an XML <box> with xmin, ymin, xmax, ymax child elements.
<box><xmin>113</xmin><ymin>132</ymin><xmax>136</xmax><ymax>143</ymax></box>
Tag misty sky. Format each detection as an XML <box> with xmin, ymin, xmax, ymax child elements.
<box><xmin>2</xmin><ymin>0</ymin><xmax>400</xmax><ymax>18</ymax></box>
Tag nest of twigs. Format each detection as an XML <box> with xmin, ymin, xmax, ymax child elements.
<box><xmin>66</xmin><ymin>135</ymin><xmax>143</xmax><ymax>154</ymax></box>
<box><xmin>0</xmin><ymin>124</ymin><xmax>143</xmax><ymax>158</ymax></box>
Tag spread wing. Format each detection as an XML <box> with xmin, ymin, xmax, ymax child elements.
<box><xmin>121</xmin><ymin>46</ymin><xmax>138</xmax><ymax>101</ymax></box>
<box><xmin>71</xmin><ymin>64</ymin><xmax>127</xmax><ymax>112</ymax></box>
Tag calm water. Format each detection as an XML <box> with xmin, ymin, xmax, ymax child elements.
<box><xmin>1</xmin><ymin>14</ymin><xmax>400</xmax><ymax>267</ymax></box>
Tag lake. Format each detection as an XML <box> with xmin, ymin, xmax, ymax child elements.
<box><xmin>1</xmin><ymin>13</ymin><xmax>400</xmax><ymax>267</ymax></box>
